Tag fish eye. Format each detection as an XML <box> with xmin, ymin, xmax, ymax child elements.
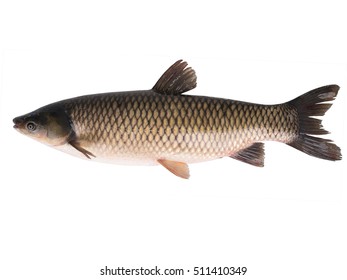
<box><xmin>26</xmin><ymin>122</ymin><xmax>37</xmax><ymax>131</ymax></box>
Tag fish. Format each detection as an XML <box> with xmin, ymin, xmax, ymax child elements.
<box><xmin>13</xmin><ymin>60</ymin><xmax>342</xmax><ymax>179</ymax></box>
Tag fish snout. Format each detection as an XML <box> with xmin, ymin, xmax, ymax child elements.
<box><xmin>13</xmin><ymin>116</ymin><xmax>24</xmax><ymax>129</ymax></box>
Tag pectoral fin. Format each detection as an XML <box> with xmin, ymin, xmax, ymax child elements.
<box><xmin>69</xmin><ymin>140</ymin><xmax>95</xmax><ymax>159</ymax></box>
<box><xmin>158</xmin><ymin>159</ymin><xmax>190</xmax><ymax>179</ymax></box>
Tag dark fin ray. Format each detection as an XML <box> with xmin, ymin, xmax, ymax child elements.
<box><xmin>288</xmin><ymin>135</ymin><xmax>341</xmax><ymax>161</ymax></box>
<box><xmin>289</xmin><ymin>85</ymin><xmax>339</xmax><ymax>135</ymax></box>
<box><xmin>287</xmin><ymin>85</ymin><xmax>341</xmax><ymax>160</ymax></box>
<box><xmin>300</xmin><ymin>117</ymin><xmax>329</xmax><ymax>135</ymax></box>
<box><xmin>157</xmin><ymin>159</ymin><xmax>190</xmax><ymax>179</ymax></box>
<box><xmin>152</xmin><ymin>60</ymin><xmax>197</xmax><ymax>95</ymax></box>
<box><xmin>230</xmin><ymin>143</ymin><xmax>265</xmax><ymax>167</ymax></box>
<box><xmin>69</xmin><ymin>140</ymin><xmax>95</xmax><ymax>159</ymax></box>
<box><xmin>289</xmin><ymin>84</ymin><xmax>339</xmax><ymax>116</ymax></box>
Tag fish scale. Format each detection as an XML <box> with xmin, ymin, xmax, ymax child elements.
<box><xmin>13</xmin><ymin>60</ymin><xmax>341</xmax><ymax>179</ymax></box>
<box><xmin>63</xmin><ymin>91</ymin><xmax>297</xmax><ymax>163</ymax></box>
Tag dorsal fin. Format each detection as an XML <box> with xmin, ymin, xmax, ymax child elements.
<box><xmin>152</xmin><ymin>60</ymin><xmax>197</xmax><ymax>95</ymax></box>
<box><xmin>230</xmin><ymin>143</ymin><xmax>265</xmax><ymax>167</ymax></box>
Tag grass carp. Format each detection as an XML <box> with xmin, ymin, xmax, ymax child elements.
<box><xmin>13</xmin><ymin>60</ymin><xmax>341</xmax><ymax>178</ymax></box>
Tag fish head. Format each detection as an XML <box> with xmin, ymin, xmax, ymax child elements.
<box><xmin>13</xmin><ymin>105</ymin><xmax>73</xmax><ymax>146</ymax></box>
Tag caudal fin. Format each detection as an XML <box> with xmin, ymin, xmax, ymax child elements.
<box><xmin>287</xmin><ymin>85</ymin><xmax>341</xmax><ymax>161</ymax></box>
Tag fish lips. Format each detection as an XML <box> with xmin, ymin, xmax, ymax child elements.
<box><xmin>13</xmin><ymin>116</ymin><xmax>25</xmax><ymax>129</ymax></box>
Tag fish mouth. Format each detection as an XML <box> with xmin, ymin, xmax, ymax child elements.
<box><xmin>13</xmin><ymin>117</ymin><xmax>23</xmax><ymax>129</ymax></box>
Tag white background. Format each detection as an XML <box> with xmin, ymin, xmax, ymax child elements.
<box><xmin>1</xmin><ymin>1</ymin><xmax>346</xmax><ymax>279</ymax></box>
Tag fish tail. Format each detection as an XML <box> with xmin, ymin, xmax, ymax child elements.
<box><xmin>287</xmin><ymin>85</ymin><xmax>342</xmax><ymax>160</ymax></box>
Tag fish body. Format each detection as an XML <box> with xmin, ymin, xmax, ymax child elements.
<box><xmin>13</xmin><ymin>60</ymin><xmax>341</xmax><ymax>178</ymax></box>
<box><xmin>57</xmin><ymin>91</ymin><xmax>296</xmax><ymax>164</ymax></box>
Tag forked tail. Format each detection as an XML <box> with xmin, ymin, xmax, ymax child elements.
<box><xmin>287</xmin><ymin>85</ymin><xmax>341</xmax><ymax>160</ymax></box>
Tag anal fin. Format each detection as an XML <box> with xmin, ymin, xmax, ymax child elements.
<box><xmin>230</xmin><ymin>143</ymin><xmax>264</xmax><ymax>167</ymax></box>
<box><xmin>158</xmin><ymin>159</ymin><xmax>190</xmax><ymax>179</ymax></box>
<box><xmin>69</xmin><ymin>140</ymin><xmax>95</xmax><ymax>159</ymax></box>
